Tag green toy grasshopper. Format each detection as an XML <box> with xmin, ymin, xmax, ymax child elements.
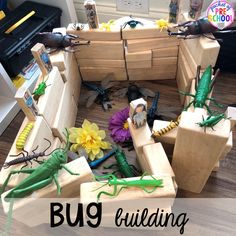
<box><xmin>32</xmin><ymin>78</ymin><xmax>50</xmax><ymax>102</ymax></box>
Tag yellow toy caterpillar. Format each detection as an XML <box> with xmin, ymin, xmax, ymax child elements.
<box><xmin>16</xmin><ymin>122</ymin><xmax>34</xmax><ymax>150</ymax></box>
<box><xmin>152</xmin><ymin>116</ymin><xmax>181</xmax><ymax>138</ymax></box>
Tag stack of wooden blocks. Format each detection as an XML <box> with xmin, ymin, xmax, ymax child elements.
<box><xmin>67</xmin><ymin>24</ymin><xmax>127</xmax><ymax>81</ymax></box>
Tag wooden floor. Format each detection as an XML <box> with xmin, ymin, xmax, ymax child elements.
<box><xmin>0</xmin><ymin>74</ymin><xmax>236</xmax><ymax>235</ymax></box>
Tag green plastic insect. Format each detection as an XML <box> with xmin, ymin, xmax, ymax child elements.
<box><xmin>93</xmin><ymin>173</ymin><xmax>163</xmax><ymax>202</ymax></box>
<box><xmin>181</xmin><ymin>65</ymin><xmax>222</xmax><ymax>115</ymax></box>
<box><xmin>32</xmin><ymin>78</ymin><xmax>49</xmax><ymax>102</ymax></box>
<box><xmin>104</xmin><ymin>147</ymin><xmax>140</xmax><ymax>178</ymax></box>
<box><xmin>0</xmin><ymin>129</ymin><xmax>79</xmax><ymax>200</ymax></box>
<box><xmin>197</xmin><ymin>113</ymin><xmax>227</xmax><ymax>131</ymax></box>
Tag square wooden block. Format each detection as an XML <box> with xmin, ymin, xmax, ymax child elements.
<box><xmin>49</xmin><ymin>50</ymin><xmax>66</xmax><ymax>72</ymax></box>
<box><xmin>125</xmin><ymin>48</ymin><xmax>152</xmax><ymax>62</ymax></box>
<box><xmin>226</xmin><ymin>106</ymin><xmax>236</xmax><ymax>130</ymax></box>
<box><xmin>152</xmin><ymin>47</ymin><xmax>179</xmax><ymax>58</ymax></box>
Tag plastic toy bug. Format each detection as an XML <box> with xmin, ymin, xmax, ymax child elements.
<box><xmin>38</xmin><ymin>32</ymin><xmax>90</xmax><ymax>52</ymax></box>
<box><xmin>122</xmin><ymin>16</ymin><xmax>144</xmax><ymax>29</ymax></box>
<box><xmin>93</xmin><ymin>173</ymin><xmax>163</xmax><ymax>201</ymax></box>
<box><xmin>152</xmin><ymin>115</ymin><xmax>181</xmax><ymax>139</ymax></box>
<box><xmin>197</xmin><ymin>113</ymin><xmax>227</xmax><ymax>131</ymax></box>
<box><xmin>168</xmin><ymin>17</ymin><xmax>236</xmax><ymax>40</ymax></box>
<box><xmin>82</xmin><ymin>75</ymin><xmax>119</xmax><ymax>111</ymax></box>
<box><xmin>16</xmin><ymin>122</ymin><xmax>34</xmax><ymax>150</ymax></box>
<box><xmin>104</xmin><ymin>147</ymin><xmax>140</xmax><ymax>178</ymax></box>
<box><xmin>32</xmin><ymin>79</ymin><xmax>49</xmax><ymax>102</ymax></box>
<box><xmin>181</xmin><ymin>65</ymin><xmax>222</xmax><ymax>115</ymax></box>
<box><xmin>0</xmin><ymin>129</ymin><xmax>79</xmax><ymax>200</ymax></box>
<box><xmin>3</xmin><ymin>138</ymin><xmax>54</xmax><ymax>169</ymax></box>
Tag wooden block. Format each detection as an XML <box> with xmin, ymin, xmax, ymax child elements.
<box><xmin>52</xmin><ymin>27</ymin><xmax>67</xmax><ymax>35</ymax></box>
<box><xmin>37</xmin><ymin>67</ymin><xmax>64</xmax><ymax>128</ymax></box>
<box><xmin>51</xmin><ymin>137</ymin><xmax>63</xmax><ymax>150</ymax></box>
<box><xmin>80</xmin><ymin>67</ymin><xmax>127</xmax><ymax>81</ymax></box>
<box><xmin>172</xmin><ymin>110</ymin><xmax>231</xmax><ymax>193</ymax></box>
<box><xmin>80</xmin><ymin>175</ymin><xmax>176</xmax><ymax>202</ymax></box>
<box><xmin>125</xmin><ymin>48</ymin><xmax>152</xmax><ymax>62</ymax></box>
<box><xmin>77</xmin><ymin>58</ymin><xmax>125</xmax><ymax>68</ymax></box>
<box><xmin>67</xmin><ymin>23</ymin><xmax>121</xmax><ymax>41</ymax></box>
<box><xmin>152</xmin><ymin>120</ymin><xmax>177</xmax><ymax>145</ymax></box>
<box><xmin>128</xmin><ymin>66</ymin><xmax>177</xmax><ymax>81</ymax></box>
<box><xmin>84</xmin><ymin>0</ymin><xmax>99</xmax><ymax>29</ymax></box>
<box><xmin>219</xmin><ymin>131</ymin><xmax>233</xmax><ymax>160</ymax></box>
<box><xmin>127</xmin><ymin>38</ymin><xmax>180</xmax><ymax>53</ymax></box>
<box><xmin>226</xmin><ymin>106</ymin><xmax>236</xmax><ymax>130</ymax></box>
<box><xmin>127</xmin><ymin>60</ymin><xmax>152</xmax><ymax>69</ymax></box>
<box><xmin>128</xmin><ymin>118</ymin><xmax>154</xmax><ymax>156</ymax></box>
<box><xmin>180</xmin><ymin>13</ymin><xmax>220</xmax><ymax>68</ymax></box>
<box><xmin>75</xmin><ymin>41</ymin><xmax>124</xmax><ymax>60</ymax></box>
<box><xmin>152</xmin><ymin>57</ymin><xmax>177</xmax><ymax>67</ymax></box>
<box><xmin>176</xmin><ymin>65</ymin><xmax>188</xmax><ymax>105</ymax></box>
<box><xmin>31</xmin><ymin>43</ymin><xmax>52</xmax><ymax>77</ymax></box>
<box><xmin>52</xmin><ymin>83</ymin><xmax>78</xmax><ymax>141</ymax></box>
<box><xmin>1</xmin><ymin>157</ymin><xmax>94</xmax><ymax>227</ymax></box>
<box><xmin>0</xmin><ymin>116</ymin><xmax>55</xmax><ymax>188</ymax></box>
<box><xmin>15</xmin><ymin>87</ymin><xmax>39</xmax><ymax>121</ymax></box>
<box><xmin>142</xmin><ymin>143</ymin><xmax>175</xmax><ymax>180</ymax></box>
<box><xmin>212</xmin><ymin>161</ymin><xmax>220</xmax><ymax>172</ymax></box>
<box><xmin>152</xmin><ymin>47</ymin><xmax>178</xmax><ymax>58</ymax></box>
<box><xmin>184</xmin><ymin>79</ymin><xmax>195</xmax><ymax>112</ymax></box>
<box><xmin>49</xmin><ymin>50</ymin><xmax>66</xmax><ymax>72</ymax></box>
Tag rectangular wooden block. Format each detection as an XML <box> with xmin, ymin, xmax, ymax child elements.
<box><xmin>176</xmin><ymin>65</ymin><xmax>188</xmax><ymax>105</ymax></box>
<box><xmin>219</xmin><ymin>131</ymin><xmax>233</xmax><ymax>160</ymax></box>
<box><xmin>181</xmin><ymin>13</ymin><xmax>220</xmax><ymax>68</ymax></box>
<box><xmin>77</xmin><ymin>58</ymin><xmax>125</xmax><ymax>68</ymax></box>
<box><xmin>152</xmin><ymin>57</ymin><xmax>177</xmax><ymax>67</ymax></box>
<box><xmin>52</xmin><ymin>82</ymin><xmax>78</xmax><ymax>141</ymax></box>
<box><xmin>226</xmin><ymin>106</ymin><xmax>236</xmax><ymax>130</ymax></box>
<box><xmin>126</xmin><ymin>38</ymin><xmax>180</xmax><ymax>53</ymax></box>
<box><xmin>80</xmin><ymin>67</ymin><xmax>127</xmax><ymax>81</ymax></box>
<box><xmin>126</xmin><ymin>60</ymin><xmax>152</xmax><ymax>69</ymax></box>
<box><xmin>128</xmin><ymin>66</ymin><xmax>177</xmax><ymax>81</ymax></box>
<box><xmin>49</xmin><ymin>50</ymin><xmax>66</xmax><ymax>72</ymax></box>
<box><xmin>0</xmin><ymin>116</ymin><xmax>55</xmax><ymax>188</ymax></box>
<box><xmin>15</xmin><ymin>87</ymin><xmax>39</xmax><ymax>121</ymax></box>
<box><xmin>75</xmin><ymin>40</ymin><xmax>124</xmax><ymax>60</ymax></box>
<box><xmin>1</xmin><ymin>157</ymin><xmax>94</xmax><ymax>227</ymax></box>
<box><xmin>172</xmin><ymin>110</ymin><xmax>231</xmax><ymax>193</ymax></box>
<box><xmin>36</xmin><ymin>67</ymin><xmax>64</xmax><ymax>128</ymax></box>
<box><xmin>125</xmin><ymin>48</ymin><xmax>152</xmax><ymax>62</ymax></box>
<box><xmin>67</xmin><ymin>23</ymin><xmax>121</xmax><ymax>41</ymax></box>
<box><xmin>152</xmin><ymin>47</ymin><xmax>178</xmax><ymax>58</ymax></box>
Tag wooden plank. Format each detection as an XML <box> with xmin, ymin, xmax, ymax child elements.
<box><xmin>226</xmin><ymin>106</ymin><xmax>236</xmax><ymax>131</ymax></box>
<box><xmin>125</xmin><ymin>48</ymin><xmax>152</xmax><ymax>62</ymax></box>
<box><xmin>49</xmin><ymin>50</ymin><xmax>66</xmax><ymax>72</ymax></box>
<box><xmin>1</xmin><ymin>157</ymin><xmax>94</xmax><ymax>227</ymax></box>
<box><xmin>172</xmin><ymin>110</ymin><xmax>231</xmax><ymax>193</ymax></box>
<box><xmin>77</xmin><ymin>58</ymin><xmax>125</xmax><ymax>68</ymax></box>
<box><xmin>0</xmin><ymin>116</ymin><xmax>55</xmax><ymax>188</ymax></box>
<box><xmin>152</xmin><ymin>46</ymin><xmax>179</xmax><ymax>58</ymax></box>
<box><xmin>126</xmin><ymin>60</ymin><xmax>152</xmax><ymax>69</ymax></box>
<box><xmin>80</xmin><ymin>67</ymin><xmax>127</xmax><ymax>81</ymax></box>
<box><xmin>36</xmin><ymin>67</ymin><xmax>64</xmax><ymax>128</ymax></box>
<box><xmin>219</xmin><ymin>131</ymin><xmax>233</xmax><ymax>160</ymax></box>
<box><xmin>152</xmin><ymin>57</ymin><xmax>177</xmax><ymax>67</ymax></box>
<box><xmin>75</xmin><ymin>40</ymin><xmax>124</xmax><ymax>60</ymax></box>
<box><xmin>127</xmin><ymin>38</ymin><xmax>180</xmax><ymax>53</ymax></box>
<box><xmin>67</xmin><ymin>23</ymin><xmax>121</xmax><ymax>41</ymax></box>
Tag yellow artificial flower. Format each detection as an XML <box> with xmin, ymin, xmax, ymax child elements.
<box><xmin>156</xmin><ymin>19</ymin><xmax>169</xmax><ymax>32</ymax></box>
<box><xmin>69</xmin><ymin>120</ymin><xmax>111</xmax><ymax>161</ymax></box>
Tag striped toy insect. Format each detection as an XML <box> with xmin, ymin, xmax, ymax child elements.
<box><xmin>3</xmin><ymin>138</ymin><xmax>53</xmax><ymax>169</ymax></box>
<box><xmin>181</xmin><ymin>65</ymin><xmax>222</xmax><ymax>115</ymax></box>
<box><xmin>33</xmin><ymin>79</ymin><xmax>49</xmax><ymax>102</ymax></box>
<box><xmin>152</xmin><ymin>115</ymin><xmax>181</xmax><ymax>139</ymax></box>
<box><xmin>16</xmin><ymin>122</ymin><xmax>34</xmax><ymax>150</ymax></box>
<box><xmin>104</xmin><ymin>147</ymin><xmax>140</xmax><ymax>178</ymax></box>
<box><xmin>197</xmin><ymin>113</ymin><xmax>227</xmax><ymax>131</ymax></box>
<box><xmin>0</xmin><ymin>129</ymin><xmax>79</xmax><ymax>200</ymax></box>
<box><xmin>93</xmin><ymin>173</ymin><xmax>163</xmax><ymax>202</ymax></box>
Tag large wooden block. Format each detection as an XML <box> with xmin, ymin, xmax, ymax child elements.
<box><xmin>128</xmin><ymin>66</ymin><xmax>177</xmax><ymax>81</ymax></box>
<box><xmin>75</xmin><ymin>40</ymin><xmax>124</xmax><ymax>60</ymax></box>
<box><xmin>172</xmin><ymin>110</ymin><xmax>231</xmax><ymax>193</ymax></box>
<box><xmin>176</xmin><ymin>65</ymin><xmax>188</xmax><ymax>105</ymax></box>
<box><xmin>49</xmin><ymin>50</ymin><xmax>66</xmax><ymax>72</ymax></box>
<box><xmin>80</xmin><ymin>67</ymin><xmax>127</xmax><ymax>81</ymax></box>
<box><xmin>67</xmin><ymin>23</ymin><xmax>121</xmax><ymax>41</ymax></box>
<box><xmin>126</xmin><ymin>60</ymin><xmax>152</xmax><ymax>69</ymax></box>
<box><xmin>36</xmin><ymin>67</ymin><xmax>64</xmax><ymax>128</ymax></box>
<box><xmin>0</xmin><ymin>116</ymin><xmax>55</xmax><ymax>188</ymax></box>
<box><xmin>219</xmin><ymin>131</ymin><xmax>233</xmax><ymax>160</ymax></box>
<box><xmin>152</xmin><ymin>46</ymin><xmax>179</xmax><ymax>58</ymax></box>
<box><xmin>125</xmin><ymin>48</ymin><xmax>152</xmax><ymax>62</ymax></box>
<box><xmin>226</xmin><ymin>106</ymin><xmax>236</xmax><ymax>130</ymax></box>
<box><xmin>180</xmin><ymin>13</ymin><xmax>220</xmax><ymax>68</ymax></box>
<box><xmin>52</xmin><ymin>82</ymin><xmax>78</xmax><ymax>141</ymax></box>
<box><xmin>127</xmin><ymin>118</ymin><xmax>154</xmax><ymax>156</ymax></box>
<box><xmin>1</xmin><ymin>157</ymin><xmax>94</xmax><ymax>227</ymax></box>
<box><xmin>126</xmin><ymin>38</ymin><xmax>180</xmax><ymax>53</ymax></box>
<box><xmin>152</xmin><ymin>57</ymin><xmax>177</xmax><ymax>67</ymax></box>
<box><xmin>77</xmin><ymin>58</ymin><xmax>125</xmax><ymax>68</ymax></box>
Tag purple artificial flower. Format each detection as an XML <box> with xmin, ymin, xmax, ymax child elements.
<box><xmin>109</xmin><ymin>107</ymin><xmax>131</xmax><ymax>143</ymax></box>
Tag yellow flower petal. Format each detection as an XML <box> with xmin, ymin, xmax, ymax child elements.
<box><xmin>96</xmin><ymin>150</ymin><xmax>104</xmax><ymax>159</ymax></box>
<box><xmin>98</xmin><ymin>130</ymin><xmax>106</xmax><ymax>139</ymax></box>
